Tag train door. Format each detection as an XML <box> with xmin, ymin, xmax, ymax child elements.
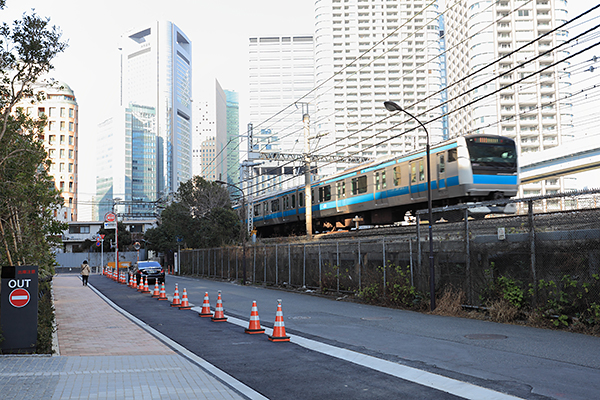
<box><xmin>437</xmin><ymin>152</ymin><xmax>447</xmax><ymax>195</ymax></box>
<box><xmin>374</xmin><ymin>169</ymin><xmax>388</xmax><ymax>206</ymax></box>
<box><xmin>336</xmin><ymin>180</ymin><xmax>347</xmax><ymax>213</ymax></box>
<box><xmin>409</xmin><ymin>159</ymin><xmax>426</xmax><ymax>199</ymax></box>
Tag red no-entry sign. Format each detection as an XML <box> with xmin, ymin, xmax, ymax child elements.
<box><xmin>9</xmin><ymin>288</ymin><xmax>30</xmax><ymax>308</ymax></box>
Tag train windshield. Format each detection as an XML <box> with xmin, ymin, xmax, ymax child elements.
<box><xmin>466</xmin><ymin>136</ymin><xmax>517</xmax><ymax>173</ymax></box>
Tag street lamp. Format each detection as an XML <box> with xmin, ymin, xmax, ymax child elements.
<box><xmin>216</xmin><ymin>180</ymin><xmax>247</xmax><ymax>285</ymax></box>
<box><xmin>383</xmin><ymin>101</ymin><xmax>436</xmax><ymax>311</ymax></box>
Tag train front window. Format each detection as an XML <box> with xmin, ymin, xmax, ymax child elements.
<box><xmin>466</xmin><ymin>136</ymin><xmax>517</xmax><ymax>173</ymax></box>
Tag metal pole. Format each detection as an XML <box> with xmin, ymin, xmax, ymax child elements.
<box><xmin>384</xmin><ymin>101</ymin><xmax>435</xmax><ymax>310</ymax></box>
<box><xmin>303</xmin><ymin>243</ymin><xmax>306</xmax><ymax>288</ymax></box>
<box><xmin>383</xmin><ymin>238</ymin><xmax>386</xmax><ymax>297</ymax></box>
<box><xmin>275</xmin><ymin>244</ymin><xmax>278</xmax><ymax>286</ymax></box>
<box><xmin>303</xmin><ymin>113</ymin><xmax>312</xmax><ymax>239</ymax></box>
<box><xmin>336</xmin><ymin>241</ymin><xmax>340</xmax><ymax>293</ymax></box>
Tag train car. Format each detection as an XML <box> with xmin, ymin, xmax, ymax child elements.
<box><xmin>248</xmin><ymin>134</ymin><xmax>518</xmax><ymax>237</ymax></box>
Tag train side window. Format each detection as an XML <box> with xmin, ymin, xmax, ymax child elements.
<box><xmin>299</xmin><ymin>193</ymin><xmax>305</xmax><ymax>207</ymax></box>
<box><xmin>283</xmin><ymin>196</ymin><xmax>289</xmax><ymax>210</ymax></box>
<box><xmin>419</xmin><ymin>160</ymin><xmax>425</xmax><ymax>182</ymax></box>
<box><xmin>319</xmin><ymin>185</ymin><xmax>331</xmax><ymax>202</ymax></box>
<box><xmin>439</xmin><ymin>154</ymin><xmax>445</xmax><ymax>174</ymax></box>
<box><xmin>351</xmin><ymin>175</ymin><xmax>367</xmax><ymax>195</ymax></box>
<box><xmin>381</xmin><ymin>171</ymin><xmax>387</xmax><ymax>189</ymax></box>
<box><xmin>337</xmin><ymin>181</ymin><xmax>346</xmax><ymax>197</ymax></box>
<box><xmin>254</xmin><ymin>204</ymin><xmax>260</xmax><ymax>217</ymax></box>
<box><xmin>271</xmin><ymin>199</ymin><xmax>280</xmax><ymax>212</ymax></box>
<box><xmin>263</xmin><ymin>202</ymin><xmax>268</xmax><ymax>214</ymax></box>
<box><xmin>393</xmin><ymin>166</ymin><xmax>401</xmax><ymax>186</ymax></box>
<box><xmin>411</xmin><ymin>164</ymin><xmax>417</xmax><ymax>183</ymax></box>
<box><xmin>291</xmin><ymin>194</ymin><xmax>296</xmax><ymax>208</ymax></box>
<box><xmin>375</xmin><ymin>172</ymin><xmax>380</xmax><ymax>191</ymax></box>
<box><xmin>448</xmin><ymin>148</ymin><xmax>457</xmax><ymax>162</ymax></box>
<box><xmin>312</xmin><ymin>189</ymin><xmax>315</xmax><ymax>204</ymax></box>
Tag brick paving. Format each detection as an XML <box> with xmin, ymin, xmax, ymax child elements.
<box><xmin>0</xmin><ymin>275</ymin><xmax>246</xmax><ymax>400</ymax></box>
<box><xmin>53</xmin><ymin>275</ymin><xmax>174</xmax><ymax>357</ymax></box>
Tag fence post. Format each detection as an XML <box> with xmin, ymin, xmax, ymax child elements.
<box><xmin>303</xmin><ymin>243</ymin><xmax>306</xmax><ymax>288</ymax></box>
<box><xmin>221</xmin><ymin>248</ymin><xmax>224</xmax><ymax>278</ymax></box>
<box><xmin>417</xmin><ymin>215</ymin><xmax>422</xmax><ymax>277</ymax></box>
<box><xmin>529</xmin><ymin>200</ymin><xmax>537</xmax><ymax>307</ymax></box>
<box><xmin>264</xmin><ymin>245</ymin><xmax>267</xmax><ymax>286</ymax></box>
<box><xmin>319</xmin><ymin>243</ymin><xmax>322</xmax><ymax>291</ymax></box>
<box><xmin>358</xmin><ymin>239</ymin><xmax>362</xmax><ymax>291</ymax></box>
<box><xmin>236</xmin><ymin>247</ymin><xmax>239</xmax><ymax>281</ymax></box>
<box><xmin>288</xmin><ymin>243</ymin><xmax>291</xmax><ymax>286</ymax></box>
<box><xmin>253</xmin><ymin>246</ymin><xmax>256</xmax><ymax>284</ymax></box>
<box><xmin>336</xmin><ymin>241</ymin><xmax>340</xmax><ymax>293</ymax></box>
<box><xmin>214</xmin><ymin>248</ymin><xmax>217</xmax><ymax>277</ymax></box>
<box><xmin>409</xmin><ymin>238</ymin><xmax>414</xmax><ymax>287</ymax></box>
<box><xmin>465</xmin><ymin>208</ymin><xmax>471</xmax><ymax>304</ymax></box>
<box><xmin>275</xmin><ymin>244</ymin><xmax>278</xmax><ymax>286</ymax></box>
<box><xmin>383</xmin><ymin>238</ymin><xmax>386</xmax><ymax>297</ymax></box>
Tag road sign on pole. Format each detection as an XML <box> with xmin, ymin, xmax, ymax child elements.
<box><xmin>104</xmin><ymin>212</ymin><xmax>117</xmax><ymax>222</ymax></box>
<box><xmin>9</xmin><ymin>288</ymin><xmax>30</xmax><ymax>308</ymax></box>
<box><xmin>104</xmin><ymin>222</ymin><xmax>117</xmax><ymax>229</ymax></box>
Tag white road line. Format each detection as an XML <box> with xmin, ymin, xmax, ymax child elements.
<box><xmin>224</xmin><ymin>315</ymin><xmax>524</xmax><ymax>400</ymax></box>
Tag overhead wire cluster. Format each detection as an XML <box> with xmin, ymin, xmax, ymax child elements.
<box><xmin>207</xmin><ymin>2</ymin><xmax>600</xmax><ymax>201</ymax></box>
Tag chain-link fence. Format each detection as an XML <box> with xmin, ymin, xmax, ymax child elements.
<box><xmin>180</xmin><ymin>190</ymin><xmax>600</xmax><ymax>321</ymax></box>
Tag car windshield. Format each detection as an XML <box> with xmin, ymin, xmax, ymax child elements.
<box><xmin>138</xmin><ymin>262</ymin><xmax>161</xmax><ymax>269</ymax></box>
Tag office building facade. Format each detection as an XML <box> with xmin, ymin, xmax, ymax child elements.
<box><xmin>248</xmin><ymin>35</ymin><xmax>315</xmax><ymax>195</ymax></box>
<box><xmin>119</xmin><ymin>21</ymin><xmax>192</xmax><ymax>199</ymax></box>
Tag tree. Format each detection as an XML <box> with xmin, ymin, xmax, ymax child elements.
<box><xmin>144</xmin><ymin>177</ymin><xmax>241</xmax><ymax>253</ymax></box>
<box><xmin>0</xmin><ymin>3</ymin><xmax>68</xmax><ymax>276</ymax></box>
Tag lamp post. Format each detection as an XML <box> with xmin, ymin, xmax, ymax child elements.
<box><xmin>384</xmin><ymin>101</ymin><xmax>435</xmax><ymax>311</ymax></box>
<box><xmin>216</xmin><ymin>180</ymin><xmax>247</xmax><ymax>285</ymax></box>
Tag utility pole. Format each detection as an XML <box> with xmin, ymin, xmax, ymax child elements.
<box><xmin>303</xmin><ymin>112</ymin><xmax>312</xmax><ymax>239</ymax></box>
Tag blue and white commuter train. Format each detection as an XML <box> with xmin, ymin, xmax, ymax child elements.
<box><xmin>247</xmin><ymin>134</ymin><xmax>518</xmax><ymax>237</ymax></box>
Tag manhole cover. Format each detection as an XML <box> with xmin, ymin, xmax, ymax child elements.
<box><xmin>465</xmin><ymin>334</ymin><xmax>508</xmax><ymax>340</ymax></box>
<box><xmin>360</xmin><ymin>317</ymin><xmax>392</xmax><ymax>321</ymax></box>
<box><xmin>289</xmin><ymin>316</ymin><xmax>311</xmax><ymax>320</ymax></box>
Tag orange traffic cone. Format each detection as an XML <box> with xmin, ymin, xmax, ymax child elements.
<box><xmin>211</xmin><ymin>291</ymin><xmax>227</xmax><ymax>322</ymax></box>
<box><xmin>157</xmin><ymin>282</ymin><xmax>168</xmax><ymax>300</ymax></box>
<box><xmin>245</xmin><ymin>301</ymin><xmax>265</xmax><ymax>334</ymax></box>
<box><xmin>151</xmin><ymin>280</ymin><xmax>160</xmax><ymax>298</ymax></box>
<box><xmin>268</xmin><ymin>299</ymin><xmax>290</xmax><ymax>342</ymax></box>
<box><xmin>141</xmin><ymin>277</ymin><xmax>150</xmax><ymax>294</ymax></box>
<box><xmin>179</xmin><ymin>288</ymin><xmax>192</xmax><ymax>310</ymax></box>
<box><xmin>198</xmin><ymin>292</ymin><xmax>212</xmax><ymax>317</ymax></box>
<box><xmin>131</xmin><ymin>274</ymin><xmax>138</xmax><ymax>289</ymax></box>
<box><xmin>170</xmin><ymin>284</ymin><xmax>181</xmax><ymax>307</ymax></box>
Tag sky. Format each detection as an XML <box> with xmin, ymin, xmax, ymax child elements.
<box><xmin>3</xmin><ymin>0</ymin><xmax>598</xmax><ymax>220</ymax></box>
<box><xmin>2</xmin><ymin>0</ymin><xmax>315</xmax><ymax>219</ymax></box>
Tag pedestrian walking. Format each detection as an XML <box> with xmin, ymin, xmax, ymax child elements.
<box><xmin>81</xmin><ymin>260</ymin><xmax>91</xmax><ymax>286</ymax></box>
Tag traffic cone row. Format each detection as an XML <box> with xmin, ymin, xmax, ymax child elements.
<box><xmin>102</xmin><ymin>270</ymin><xmax>290</xmax><ymax>343</ymax></box>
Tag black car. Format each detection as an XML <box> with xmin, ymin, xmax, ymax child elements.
<box><xmin>134</xmin><ymin>261</ymin><xmax>165</xmax><ymax>285</ymax></box>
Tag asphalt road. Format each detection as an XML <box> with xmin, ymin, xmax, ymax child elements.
<box><xmin>89</xmin><ymin>274</ymin><xmax>600</xmax><ymax>400</ymax></box>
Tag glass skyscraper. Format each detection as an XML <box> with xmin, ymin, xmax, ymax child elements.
<box><xmin>120</xmin><ymin>21</ymin><xmax>192</xmax><ymax>200</ymax></box>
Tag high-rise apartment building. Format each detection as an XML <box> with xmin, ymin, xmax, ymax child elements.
<box><xmin>444</xmin><ymin>0</ymin><xmax>572</xmax><ymax>196</ymax></box>
<box><xmin>313</xmin><ymin>0</ymin><xmax>444</xmax><ymax>176</ymax></box>
<box><xmin>17</xmin><ymin>82</ymin><xmax>79</xmax><ymax>221</ymax></box>
<box><xmin>119</xmin><ymin>21</ymin><xmax>192</xmax><ymax>198</ymax></box>
<box><xmin>200</xmin><ymin>136</ymin><xmax>217</xmax><ymax>181</ymax></box>
<box><xmin>248</xmin><ymin>35</ymin><xmax>315</xmax><ymax>195</ymax></box>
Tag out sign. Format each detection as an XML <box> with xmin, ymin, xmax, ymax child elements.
<box><xmin>9</xmin><ymin>288</ymin><xmax>30</xmax><ymax>308</ymax></box>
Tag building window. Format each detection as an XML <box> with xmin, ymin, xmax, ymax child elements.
<box><xmin>60</xmin><ymin>149</ymin><xmax>65</xmax><ymax>158</ymax></box>
<box><xmin>60</xmin><ymin>121</ymin><xmax>65</xmax><ymax>131</ymax></box>
<box><xmin>59</xmin><ymin>163</ymin><xmax>65</xmax><ymax>172</ymax></box>
<box><xmin>69</xmin><ymin>108</ymin><xmax>74</xmax><ymax>118</ymax></box>
<box><xmin>68</xmin><ymin>163</ymin><xmax>73</xmax><ymax>173</ymax></box>
<box><xmin>49</xmin><ymin>107</ymin><xmax>56</xmax><ymax>117</ymax></box>
<box><xmin>69</xmin><ymin>122</ymin><xmax>74</xmax><ymax>131</ymax></box>
<box><xmin>48</xmin><ymin>121</ymin><xmax>55</xmax><ymax>131</ymax></box>
<box><xmin>60</xmin><ymin>135</ymin><xmax>65</xmax><ymax>144</ymax></box>
<box><xmin>49</xmin><ymin>135</ymin><xmax>56</xmax><ymax>145</ymax></box>
<box><xmin>60</xmin><ymin>107</ymin><xmax>65</xmax><ymax>117</ymax></box>
<box><xmin>69</xmin><ymin>136</ymin><xmax>74</xmax><ymax>145</ymax></box>
<box><xmin>68</xmin><ymin>149</ymin><xmax>74</xmax><ymax>159</ymax></box>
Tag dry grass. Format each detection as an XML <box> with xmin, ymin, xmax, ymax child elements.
<box><xmin>487</xmin><ymin>298</ymin><xmax>519</xmax><ymax>323</ymax></box>
<box><xmin>432</xmin><ymin>286</ymin><xmax>466</xmax><ymax>317</ymax></box>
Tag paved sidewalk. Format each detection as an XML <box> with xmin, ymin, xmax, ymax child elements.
<box><xmin>0</xmin><ymin>274</ymin><xmax>246</xmax><ymax>400</ymax></box>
